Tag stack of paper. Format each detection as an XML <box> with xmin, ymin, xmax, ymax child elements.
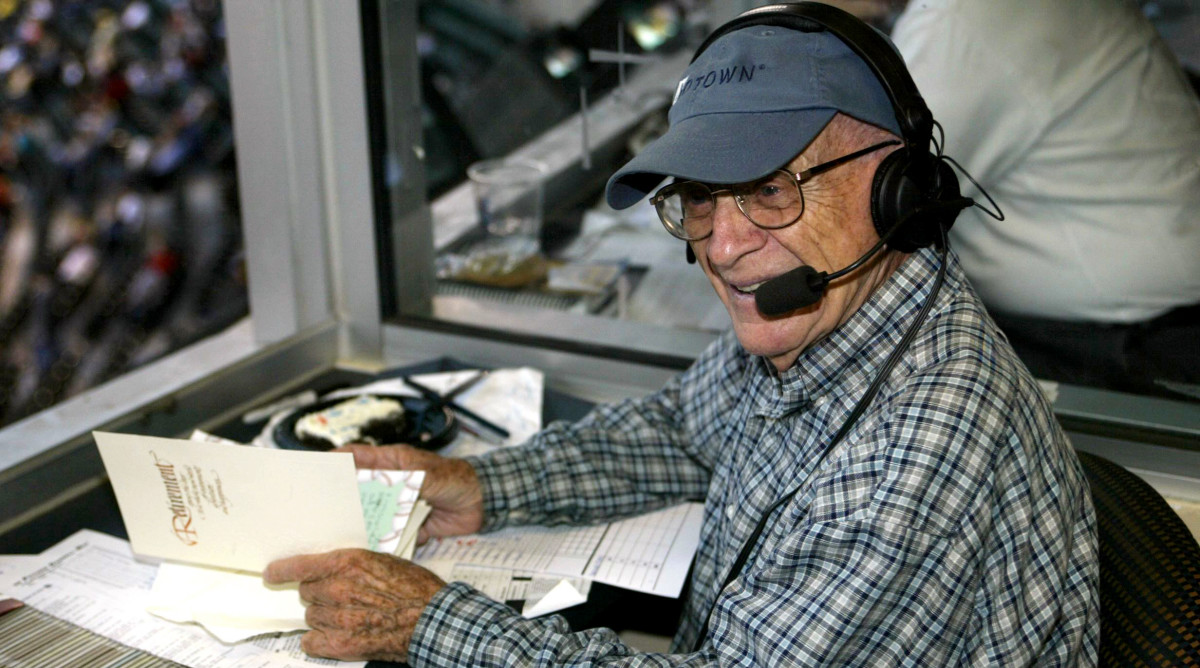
<box><xmin>92</xmin><ymin>420</ymin><xmax>590</xmax><ymax>645</ymax></box>
<box><xmin>1</xmin><ymin>530</ymin><xmax>356</xmax><ymax>667</ymax></box>
<box><xmin>414</xmin><ymin>502</ymin><xmax>705</xmax><ymax>612</ymax></box>
<box><xmin>94</xmin><ymin>430</ymin><xmax>431</xmax><ymax>643</ymax></box>
<box><xmin>358</xmin><ymin>468</ymin><xmax>429</xmax><ymax>559</ymax></box>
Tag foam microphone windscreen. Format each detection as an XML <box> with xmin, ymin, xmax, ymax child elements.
<box><xmin>755</xmin><ymin>265</ymin><xmax>826</xmax><ymax>316</ymax></box>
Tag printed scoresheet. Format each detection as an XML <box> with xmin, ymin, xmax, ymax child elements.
<box><xmin>415</xmin><ymin>503</ymin><xmax>704</xmax><ymax>598</ymax></box>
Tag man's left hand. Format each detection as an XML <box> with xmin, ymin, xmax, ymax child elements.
<box><xmin>264</xmin><ymin>549</ymin><xmax>446</xmax><ymax>663</ymax></box>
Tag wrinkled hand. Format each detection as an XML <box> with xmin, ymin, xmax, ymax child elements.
<box><xmin>337</xmin><ymin>444</ymin><xmax>484</xmax><ymax>543</ymax></box>
<box><xmin>264</xmin><ymin>549</ymin><xmax>445</xmax><ymax>663</ymax></box>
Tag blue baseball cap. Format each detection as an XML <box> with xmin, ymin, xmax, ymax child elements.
<box><xmin>605</xmin><ymin>25</ymin><xmax>902</xmax><ymax>210</ymax></box>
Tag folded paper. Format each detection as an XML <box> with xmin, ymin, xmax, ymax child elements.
<box><xmin>94</xmin><ymin>431</ymin><xmax>368</xmax><ymax>573</ymax></box>
<box><xmin>140</xmin><ymin>465</ymin><xmax>427</xmax><ymax>643</ymax></box>
<box><xmin>147</xmin><ymin>562</ymin><xmax>306</xmax><ymax>644</ymax></box>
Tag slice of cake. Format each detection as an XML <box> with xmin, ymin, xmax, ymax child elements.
<box><xmin>294</xmin><ymin>395</ymin><xmax>407</xmax><ymax>450</ymax></box>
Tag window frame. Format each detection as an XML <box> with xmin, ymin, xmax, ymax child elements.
<box><xmin>0</xmin><ymin>0</ymin><xmax>383</xmax><ymax>533</ymax></box>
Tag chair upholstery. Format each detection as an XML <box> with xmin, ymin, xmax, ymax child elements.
<box><xmin>1077</xmin><ymin>450</ymin><xmax>1200</xmax><ymax>667</ymax></box>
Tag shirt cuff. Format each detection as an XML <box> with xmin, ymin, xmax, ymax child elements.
<box><xmin>407</xmin><ymin>581</ymin><xmax>518</xmax><ymax>667</ymax></box>
<box><xmin>464</xmin><ymin>446</ymin><xmax>546</xmax><ymax>531</ymax></box>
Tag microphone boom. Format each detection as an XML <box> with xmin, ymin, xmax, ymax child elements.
<box><xmin>752</xmin><ymin>197</ymin><xmax>973</xmax><ymax>316</ymax></box>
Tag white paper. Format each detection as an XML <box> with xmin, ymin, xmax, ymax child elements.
<box><xmin>190</xmin><ymin>429</ymin><xmax>245</xmax><ymax>446</ymax></box>
<box><xmin>148</xmin><ymin>562</ymin><xmax>306</xmax><ymax>643</ymax></box>
<box><xmin>0</xmin><ymin>554</ymin><xmax>38</xmax><ymax>577</ymax></box>
<box><xmin>147</xmin><ymin>468</ymin><xmax>424</xmax><ymax>643</ymax></box>
<box><xmin>358</xmin><ymin>469</ymin><xmax>424</xmax><ymax>554</ymax></box>
<box><xmin>417</xmin><ymin>523</ymin><xmax>607</xmax><ymax>578</ymax></box>
<box><xmin>325</xmin><ymin>367</ymin><xmax>544</xmax><ymax>452</ymax></box>
<box><xmin>517</xmin><ymin>574</ymin><xmax>592</xmax><ymax>614</ymax></box>
<box><xmin>395</xmin><ymin>500</ymin><xmax>432</xmax><ymax>560</ymax></box>
<box><xmin>94</xmin><ymin>431</ymin><xmax>368</xmax><ymax>573</ymax></box>
<box><xmin>420</xmin><ymin>558</ymin><xmax>592</xmax><ymax>611</ymax></box>
<box><xmin>416</xmin><ymin>503</ymin><xmax>704</xmax><ymax>598</ymax></box>
<box><xmin>0</xmin><ymin>554</ymin><xmax>38</xmax><ymax>599</ymax></box>
<box><xmin>6</xmin><ymin>529</ymin><xmax>361</xmax><ymax>667</ymax></box>
<box><xmin>584</xmin><ymin>503</ymin><xmax>704</xmax><ymax>598</ymax></box>
<box><xmin>522</xmin><ymin>579</ymin><xmax>588</xmax><ymax>619</ymax></box>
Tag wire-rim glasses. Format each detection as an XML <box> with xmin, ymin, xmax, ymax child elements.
<box><xmin>649</xmin><ymin>140</ymin><xmax>900</xmax><ymax>241</ymax></box>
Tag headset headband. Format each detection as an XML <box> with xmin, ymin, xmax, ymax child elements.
<box><xmin>691</xmin><ymin>2</ymin><xmax>932</xmax><ymax>155</ymax></box>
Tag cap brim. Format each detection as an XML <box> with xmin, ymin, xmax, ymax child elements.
<box><xmin>605</xmin><ymin>108</ymin><xmax>838</xmax><ymax>210</ymax></box>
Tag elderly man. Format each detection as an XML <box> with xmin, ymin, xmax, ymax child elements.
<box><xmin>266</xmin><ymin>5</ymin><xmax>1099</xmax><ymax>665</ymax></box>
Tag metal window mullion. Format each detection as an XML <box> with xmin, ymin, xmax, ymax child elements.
<box><xmin>312</xmin><ymin>0</ymin><xmax>386</xmax><ymax>363</ymax></box>
<box><xmin>224</xmin><ymin>0</ymin><xmax>333</xmax><ymax>344</ymax></box>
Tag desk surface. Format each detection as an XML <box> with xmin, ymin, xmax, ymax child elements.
<box><xmin>0</xmin><ymin>358</ymin><xmax>682</xmax><ymax>668</ymax></box>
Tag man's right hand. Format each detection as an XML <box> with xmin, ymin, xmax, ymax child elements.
<box><xmin>337</xmin><ymin>444</ymin><xmax>484</xmax><ymax>543</ymax></box>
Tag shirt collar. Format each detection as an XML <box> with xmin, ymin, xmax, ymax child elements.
<box><xmin>749</xmin><ymin>248</ymin><xmax>952</xmax><ymax>415</ymax></box>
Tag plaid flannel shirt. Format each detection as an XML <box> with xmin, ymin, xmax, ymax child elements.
<box><xmin>408</xmin><ymin>247</ymin><xmax>1100</xmax><ymax>667</ymax></box>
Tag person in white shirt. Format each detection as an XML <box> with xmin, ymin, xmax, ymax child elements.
<box><xmin>861</xmin><ymin>0</ymin><xmax>1200</xmax><ymax>398</ymax></box>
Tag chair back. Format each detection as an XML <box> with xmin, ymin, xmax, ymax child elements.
<box><xmin>1077</xmin><ymin>451</ymin><xmax>1200</xmax><ymax>666</ymax></box>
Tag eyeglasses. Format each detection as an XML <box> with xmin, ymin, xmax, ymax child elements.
<box><xmin>649</xmin><ymin>140</ymin><xmax>900</xmax><ymax>241</ymax></box>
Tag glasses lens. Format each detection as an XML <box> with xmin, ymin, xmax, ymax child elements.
<box><xmin>654</xmin><ymin>171</ymin><xmax>803</xmax><ymax>239</ymax></box>
<box><xmin>736</xmin><ymin>171</ymin><xmax>802</xmax><ymax>228</ymax></box>
<box><xmin>658</xmin><ymin>182</ymin><xmax>714</xmax><ymax>240</ymax></box>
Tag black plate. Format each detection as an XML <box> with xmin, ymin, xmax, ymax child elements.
<box><xmin>272</xmin><ymin>394</ymin><xmax>458</xmax><ymax>451</ymax></box>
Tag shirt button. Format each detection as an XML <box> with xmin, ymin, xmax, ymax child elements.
<box><xmin>726</xmin><ymin>504</ymin><xmax>736</xmax><ymax>520</ymax></box>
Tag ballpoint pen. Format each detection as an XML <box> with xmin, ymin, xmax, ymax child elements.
<box><xmin>401</xmin><ymin>375</ymin><xmax>511</xmax><ymax>440</ymax></box>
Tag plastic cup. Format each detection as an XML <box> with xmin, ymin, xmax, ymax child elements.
<box><xmin>467</xmin><ymin>158</ymin><xmax>547</xmax><ymax>241</ymax></box>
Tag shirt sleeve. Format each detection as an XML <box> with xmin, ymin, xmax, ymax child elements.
<box><xmin>408</xmin><ymin>582</ymin><xmax>718</xmax><ymax>667</ymax></box>
<box><xmin>465</xmin><ymin>369</ymin><xmax>713</xmax><ymax>531</ymax></box>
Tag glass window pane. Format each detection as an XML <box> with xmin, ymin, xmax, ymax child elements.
<box><xmin>372</xmin><ymin>0</ymin><xmax>1200</xmax><ymax>402</ymax></box>
<box><xmin>0</xmin><ymin>0</ymin><xmax>244</xmax><ymax>428</ymax></box>
<box><xmin>371</xmin><ymin>0</ymin><xmax>729</xmax><ymax>349</ymax></box>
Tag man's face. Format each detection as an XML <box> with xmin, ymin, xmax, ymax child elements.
<box><xmin>690</xmin><ymin>125</ymin><xmax>904</xmax><ymax>372</ymax></box>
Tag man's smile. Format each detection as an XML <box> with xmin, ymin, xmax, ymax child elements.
<box><xmin>729</xmin><ymin>279</ymin><xmax>768</xmax><ymax>296</ymax></box>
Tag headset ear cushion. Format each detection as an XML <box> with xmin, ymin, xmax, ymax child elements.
<box><xmin>871</xmin><ymin>148</ymin><xmax>918</xmax><ymax>251</ymax></box>
<box><xmin>871</xmin><ymin>149</ymin><xmax>960</xmax><ymax>252</ymax></box>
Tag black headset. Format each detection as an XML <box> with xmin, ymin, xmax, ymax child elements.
<box><xmin>690</xmin><ymin>2</ymin><xmax>964</xmax><ymax>253</ymax></box>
